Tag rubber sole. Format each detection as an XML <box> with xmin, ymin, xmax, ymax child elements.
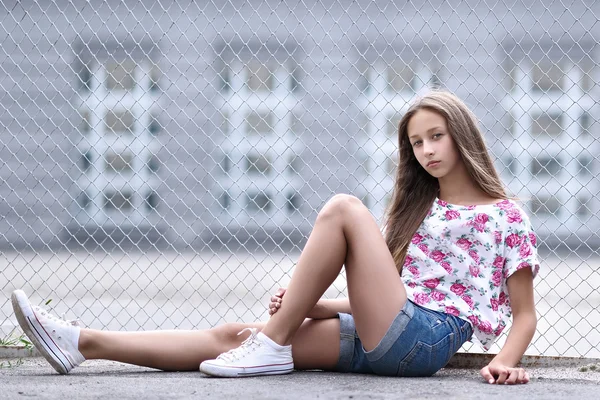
<box><xmin>199</xmin><ymin>360</ymin><xmax>294</xmax><ymax>377</ymax></box>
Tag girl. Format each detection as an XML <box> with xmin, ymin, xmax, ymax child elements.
<box><xmin>11</xmin><ymin>90</ymin><xmax>539</xmax><ymax>384</ymax></box>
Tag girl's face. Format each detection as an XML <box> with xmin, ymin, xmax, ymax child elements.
<box><xmin>407</xmin><ymin>108</ymin><xmax>462</xmax><ymax>179</ymax></box>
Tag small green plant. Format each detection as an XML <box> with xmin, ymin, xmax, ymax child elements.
<box><xmin>579</xmin><ymin>366</ymin><xmax>588</xmax><ymax>372</ymax></box>
<box><xmin>0</xmin><ymin>358</ymin><xmax>24</xmax><ymax>369</ymax></box>
<box><xmin>0</xmin><ymin>333</ymin><xmax>33</xmax><ymax>349</ymax></box>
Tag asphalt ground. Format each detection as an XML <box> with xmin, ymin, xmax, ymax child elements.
<box><xmin>0</xmin><ymin>358</ymin><xmax>599</xmax><ymax>399</ymax></box>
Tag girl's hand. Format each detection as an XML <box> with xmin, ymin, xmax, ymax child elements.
<box><xmin>480</xmin><ymin>362</ymin><xmax>530</xmax><ymax>385</ymax></box>
<box><xmin>268</xmin><ymin>288</ymin><xmax>286</xmax><ymax>317</ymax></box>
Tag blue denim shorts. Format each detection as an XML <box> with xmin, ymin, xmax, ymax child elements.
<box><xmin>334</xmin><ymin>300</ymin><xmax>473</xmax><ymax>377</ymax></box>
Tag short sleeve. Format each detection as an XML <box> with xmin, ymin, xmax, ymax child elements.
<box><xmin>502</xmin><ymin>206</ymin><xmax>540</xmax><ymax>280</ymax></box>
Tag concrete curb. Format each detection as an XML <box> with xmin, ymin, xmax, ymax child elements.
<box><xmin>2</xmin><ymin>345</ymin><xmax>598</xmax><ymax>369</ymax></box>
<box><xmin>0</xmin><ymin>346</ymin><xmax>40</xmax><ymax>359</ymax></box>
<box><xmin>447</xmin><ymin>353</ymin><xmax>600</xmax><ymax>368</ymax></box>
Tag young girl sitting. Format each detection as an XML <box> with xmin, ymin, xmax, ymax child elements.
<box><xmin>11</xmin><ymin>90</ymin><xmax>539</xmax><ymax>385</ymax></box>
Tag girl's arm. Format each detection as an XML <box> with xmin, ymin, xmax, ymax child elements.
<box><xmin>270</xmin><ymin>289</ymin><xmax>351</xmax><ymax>319</ymax></box>
<box><xmin>311</xmin><ymin>297</ymin><xmax>352</xmax><ymax>318</ymax></box>
<box><xmin>480</xmin><ymin>267</ymin><xmax>537</xmax><ymax>384</ymax></box>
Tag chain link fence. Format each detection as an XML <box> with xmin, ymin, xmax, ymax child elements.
<box><xmin>1</xmin><ymin>0</ymin><xmax>599</xmax><ymax>359</ymax></box>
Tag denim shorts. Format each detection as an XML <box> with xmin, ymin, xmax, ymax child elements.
<box><xmin>334</xmin><ymin>300</ymin><xmax>473</xmax><ymax>377</ymax></box>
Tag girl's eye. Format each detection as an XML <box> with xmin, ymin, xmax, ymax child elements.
<box><xmin>412</xmin><ymin>141</ymin><xmax>422</xmax><ymax>147</ymax></box>
<box><xmin>433</xmin><ymin>133</ymin><xmax>443</xmax><ymax>139</ymax></box>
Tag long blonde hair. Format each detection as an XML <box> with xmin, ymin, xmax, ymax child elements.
<box><xmin>382</xmin><ymin>90</ymin><xmax>507</xmax><ymax>274</ymax></box>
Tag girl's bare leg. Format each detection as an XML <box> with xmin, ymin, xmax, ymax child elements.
<box><xmin>261</xmin><ymin>194</ymin><xmax>407</xmax><ymax>351</ymax></box>
<box><xmin>78</xmin><ymin>318</ymin><xmax>341</xmax><ymax>371</ymax></box>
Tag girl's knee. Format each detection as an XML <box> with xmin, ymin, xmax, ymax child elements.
<box><xmin>318</xmin><ymin>194</ymin><xmax>365</xmax><ymax>222</ymax></box>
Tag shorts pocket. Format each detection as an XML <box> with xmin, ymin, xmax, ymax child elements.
<box><xmin>397</xmin><ymin>332</ymin><xmax>455</xmax><ymax>377</ymax></box>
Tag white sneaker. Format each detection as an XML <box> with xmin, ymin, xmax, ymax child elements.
<box><xmin>199</xmin><ymin>328</ymin><xmax>293</xmax><ymax>377</ymax></box>
<box><xmin>11</xmin><ymin>290</ymin><xmax>85</xmax><ymax>374</ymax></box>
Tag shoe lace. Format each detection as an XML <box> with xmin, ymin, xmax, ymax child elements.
<box><xmin>216</xmin><ymin>328</ymin><xmax>262</xmax><ymax>362</ymax></box>
<box><xmin>33</xmin><ymin>306</ymin><xmax>81</xmax><ymax>327</ymax></box>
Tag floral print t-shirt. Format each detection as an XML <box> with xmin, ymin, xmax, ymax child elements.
<box><xmin>402</xmin><ymin>198</ymin><xmax>540</xmax><ymax>350</ymax></box>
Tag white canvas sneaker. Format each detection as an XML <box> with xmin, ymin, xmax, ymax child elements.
<box><xmin>11</xmin><ymin>290</ymin><xmax>85</xmax><ymax>374</ymax></box>
<box><xmin>199</xmin><ymin>328</ymin><xmax>294</xmax><ymax>377</ymax></box>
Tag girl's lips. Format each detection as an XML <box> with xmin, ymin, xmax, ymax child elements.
<box><xmin>427</xmin><ymin>161</ymin><xmax>441</xmax><ymax>167</ymax></box>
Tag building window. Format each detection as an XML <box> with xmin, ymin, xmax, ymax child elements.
<box><xmin>531</xmin><ymin>58</ymin><xmax>563</xmax><ymax>92</ymax></box>
<box><xmin>149</xmin><ymin>64</ymin><xmax>161</xmax><ymax>92</ymax></box>
<box><xmin>103</xmin><ymin>191</ymin><xmax>133</xmax><ymax>211</ymax></box>
<box><xmin>220</xmin><ymin>191</ymin><xmax>231</xmax><ymax>209</ymax></box>
<box><xmin>220</xmin><ymin>111</ymin><xmax>229</xmax><ymax>136</ymax></box>
<box><xmin>105</xmin><ymin>60</ymin><xmax>136</xmax><ymax>91</ymax></box>
<box><xmin>577</xmin><ymin>195</ymin><xmax>591</xmax><ymax>217</ymax></box>
<box><xmin>221</xmin><ymin>155</ymin><xmax>232</xmax><ymax>173</ymax></box>
<box><xmin>387</xmin><ymin>113</ymin><xmax>402</xmax><ymax>137</ymax></box>
<box><xmin>531</xmin><ymin>113</ymin><xmax>562</xmax><ymax>138</ymax></box>
<box><xmin>247</xmin><ymin>60</ymin><xmax>273</xmax><ymax>92</ymax></box>
<box><xmin>80</xmin><ymin>110</ymin><xmax>91</xmax><ymax>134</ymax></box>
<box><xmin>77</xmin><ymin>191</ymin><xmax>91</xmax><ymax>210</ymax></box>
<box><xmin>531</xmin><ymin>195</ymin><xmax>561</xmax><ymax>215</ymax></box>
<box><xmin>578</xmin><ymin>155</ymin><xmax>593</xmax><ymax>176</ymax></box>
<box><xmin>105</xmin><ymin>110</ymin><xmax>134</xmax><ymax>135</ymax></box>
<box><xmin>80</xmin><ymin>151</ymin><xmax>93</xmax><ymax>172</ymax></box>
<box><xmin>105</xmin><ymin>152</ymin><xmax>134</xmax><ymax>174</ymax></box>
<box><xmin>247</xmin><ymin>191</ymin><xmax>272</xmax><ymax>211</ymax></box>
<box><xmin>78</xmin><ymin>63</ymin><xmax>92</xmax><ymax>92</ymax></box>
<box><xmin>387</xmin><ymin>61</ymin><xmax>414</xmax><ymax>93</ymax></box>
<box><xmin>145</xmin><ymin>192</ymin><xmax>158</xmax><ymax>211</ymax></box>
<box><xmin>286</xmin><ymin>192</ymin><xmax>301</xmax><ymax>212</ymax></box>
<box><xmin>148</xmin><ymin>115</ymin><xmax>161</xmax><ymax>136</ymax></box>
<box><xmin>246</xmin><ymin>111</ymin><xmax>274</xmax><ymax>136</ymax></box>
<box><xmin>147</xmin><ymin>155</ymin><xmax>160</xmax><ymax>174</ymax></box>
<box><xmin>530</xmin><ymin>156</ymin><xmax>561</xmax><ymax>176</ymax></box>
<box><xmin>245</xmin><ymin>153</ymin><xmax>272</xmax><ymax>175</ymax></box>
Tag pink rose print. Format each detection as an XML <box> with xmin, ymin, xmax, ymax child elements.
<box><xmin>505</xmin><ymin>233</ymin><xmax>522</xmax><ymax>248</ymax></box>
<box><xmin>529</xmin><ymin>232</ymin><xmax>537</xmax><ymax>246</ymax></box>
<box><xmin>438</xmin><ymin>199</ymin><xmax>448</xmax><ymax>207</ymax></box>
<box><xmin>406</xmin><ymin>266</ymin><xmax>420</xmax><ymax>278</ymax></box>
<box><xmin>467</xmin><ymin>314</ymin><xmax>480</xmax><ymax>326</ymax></box>
<box><xmin>462</xmin><ymin>294</ymin><xmax>474</xmax><ymax>309</ymax></box>
<box><xmin>445</xmin><ymin>210</ymin><xmax>460</xmax><ymax>220</ymax></box>
<box><xmin>493</xmin><ymin>256</ymin><xmax>505</xmax><ymax>269</ymax></box>
<box><xmin>479</xmin><ymin>320</ymin><xmax>494</xmax><ymax>334</ymax></box>
<box><xmin>519</xmin><ymin>242</ymin><xmax>532</xmax><ymax>259</ymax></box>
<box><xmin>418</xmin><ymin>243</ymin><xmax>429</xmax><ymax>255</ymax></box>
<box><xmin>494</xmin><ymin>231</ymin><xmax>502</xmax><ymax>244</ymax></box>
<box><xmin>423</xmin><ymin>278</ymin><xmax>440</xmax><ymax>289</ymax></box>
<box><xmin>413</xmin><ymin>292</ymin><xmax>431</xmax><ymax>305</ymax></box>
<box><xmin>445</xmin><ymin>306</ymin><xmax>460</xmax><ymax>316</ymax></box>
<box><xmin>490</xmin><ymin>298</ymin><xmax>499</xmax><ymax>311</ymax></box>
<box><xmin>492</xmin><ymin>269</ymin><xmax>502</xmax><ymax>287</ymax></box>
<box><xmin>404</xmin><ymin>255</ymin><xmax>414</xmax><ymax>266</ymax></box>
<box><xmin>518</xmin><ymin>261</ymin><xmax>531</xmax><ymax>270</ymax></box>
<box><xmin>475</xmin><ymin>213</ymin><xmax>489</xmax><ymax>225</ymax></box>
<box><xmin>431</xmin><ymin>291</ymin><xmax>446</xmax><ymax>301</ymax></box>
<box><xmin>450</xmin><ymin>283</ymin><xmax>467</xmax><ymax>296</ymax></box>
<box><xmin>469</xmin><ymin>264</ymin><xmax>480</xmax><ymax>277</ymax></box>
<box><xmin>456</xmin><ymin>238</ymin><xmax>472</xmax><ymax>250</ymax></box>
<box><xmin>494</xmin><ymin>324</ymin><xmax>505</xmax><ymax>336</ymax></box>
<box><xmin>441</xmin><ymin>261</ymin><xmax>453</xmax><ymax>274</ymax></box>
<box><xmin>408</xmin><ymin>281</ymin><xmax>417</xmax><ymax>288</ymax></box>
<box><xmin>411</xmin><ymin>233</ymin><xmax>423</xmax><ymax>244</ymax></box>
<box><xmin>506</xmin><ymin>208</ymin><xmax>523</xmax><ymax>223</ymax></box>
<box><xmin>468</xmin><ymin>250</ymin><xmax>480</xmax><ymax>264</ymax></box>
<box><xmin>466</xmin><ymin>205</ymin><xmax>476</xmax><ymax>210</ymax></box>
<box><xmin>431</xmin><ymin>250</ymin><xmax>446</xmax><ymax>262</ymax></box>
<box><xmin>498</xmin><ymin>291</ymin><xmax>507</xmax><ymax>305</ymax></box>
<box><xmin>497</xmin><ymin>199</ymin><xmax>513</xmax><ymax>210</ymax></box>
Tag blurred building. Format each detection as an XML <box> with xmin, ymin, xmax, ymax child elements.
<box><xmin>0</xmin><ymin>0</ymin><xmax>598</xmax><ymax>251</ymax></box>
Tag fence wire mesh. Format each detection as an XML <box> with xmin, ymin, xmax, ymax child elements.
<box><xmin>0</xmin><ymin>0</ymin><xmax>599</xmax><ymax>358</ymax></box>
